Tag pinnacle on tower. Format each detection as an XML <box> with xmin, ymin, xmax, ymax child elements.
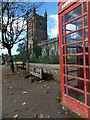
<box><xmin>44</xmin><ymin>9</ymin><xmax>47</xmax><ymax>18</ymax></box>
<box><xmin>32</xmin><ymin>7</ymin><xmax>36</xmax><ymax>15</ymax></box>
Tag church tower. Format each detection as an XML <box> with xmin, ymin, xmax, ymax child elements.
<box><xmin>27</xmin><ymin>8</ymin><xmax>47</xmax><ymax>50</ymax></box>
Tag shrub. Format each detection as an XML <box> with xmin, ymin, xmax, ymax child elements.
<box><xmin>30</xmin><ymin>55</ymin><xmax>59</xmax><ymax>64</ymax></box>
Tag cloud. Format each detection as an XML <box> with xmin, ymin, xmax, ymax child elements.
<box><xmin>48</xmin><ymin>14</ymin><xmax>58</xmax><ymax>38</ymax></box>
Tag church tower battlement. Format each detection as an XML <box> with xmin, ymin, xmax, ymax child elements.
<box><xmin>27</xmin><ymin>8</ymin><xmax>47</xmax><ymax>49</ymax></box>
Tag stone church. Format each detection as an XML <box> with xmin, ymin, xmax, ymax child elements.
<box><xmin>27</xmin><ymin>8</ymin><xmax>59</xmax><ymax>59</ymax></box>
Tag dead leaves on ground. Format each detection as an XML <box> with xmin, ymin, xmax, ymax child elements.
<box><xmin>2</xmin><ymin>70</ymin><xmax>28</xmax><ymax>79</ymax></box>
<box><xmin>35</xmin><ymin>114</ymin><xmax>50</xmax><ymax>118</ymax></box>
<box><xmin>22</xmin><ymin>102</ymin><xmax>26</xmax><ymax>106</ymax></box>
<box><xmin>13</xmin><ymin>114</ymin><xmax>19</xmax><ymax>119</ymax></box>
<box><xmin>23</xmin><ymin>91</ymin><xmax>27</xmax><ymax>94</ymax></box>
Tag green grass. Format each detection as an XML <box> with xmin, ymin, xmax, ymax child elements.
<box><xmin>68</xmin><ymin>110</ymin><xmax>85</xmax><ymax>119</ymax></box>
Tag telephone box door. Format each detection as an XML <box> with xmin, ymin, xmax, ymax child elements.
<box><xmin>58</xmin><ymin>1</ymin><xmax>90</xmax><ymax>118</ymax></box>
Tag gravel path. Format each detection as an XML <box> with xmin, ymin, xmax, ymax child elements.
<box><xmin>2</xmin><ymin>65</ymin><xmax>78</xmax><ymax>118</ymax></box>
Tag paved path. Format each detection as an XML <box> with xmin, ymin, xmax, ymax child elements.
<box><xmin>2</xmin><ymin>65</ymin><xmax>79</xmax><ymax>118</ymax></box>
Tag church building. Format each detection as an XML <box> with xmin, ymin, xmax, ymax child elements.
<box><xmin>27</xmin><ymin>8</ymin><xmax>59</xmax><ymax>59</ymax></box>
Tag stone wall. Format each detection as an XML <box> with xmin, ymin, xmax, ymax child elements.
<box><xmin>26</xmin><ymin>63</ymin><xmax>60</xmax><ymax>81</ymax></box>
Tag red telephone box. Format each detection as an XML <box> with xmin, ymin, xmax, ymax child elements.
<box><xmin>58</xmin><ymin>0</ymin><xmax>90</xmax><ymax>118</ymax></box>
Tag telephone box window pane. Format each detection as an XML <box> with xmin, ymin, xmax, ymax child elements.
<box><xmin>66</xmin><ymin>30</ymin><xmax>82</xmax><ymax>44</ymax></box>
<box><xmin>64</xmin><ymin>76</ymin><xmax>66</xmax><ymax>84</ymax></box>
<box><xmin>77</xmin><ymin>55</ymin><xmax>84</xmax><ymax>65</ymax></box>
<box><xmin>66</xmin><ymin>43</ymin><xmax>83</xmax><ymax>54</ymax></box>
<box><xmin>87</xmin><ymin>95</ymin><xmax>90</xmax><ymax>106</ymax></box>
<box><xmin>67</xmin><ymin>55</ymin><xmax>84</xmax><ymax>65</ymax></box>
<box><xmin>68</xmin><ymin>78</ymin><xmax>78</xmax><ymax>87</ymax></box>
<box><xmin>84</xmin><ymin>2</ymin><xmax>87</xmax><ymax>13</ymax></box>
<box><xmin>64</xmin><ymin>86</ymin><xmax>66</xmax><ymax>94</ymax></box>
<box><xmin>66</xmin><ymin>46</ymin><xmax>77</xmax><ymax>54</ymax></box>
<box><xmin>67</xmin><ymin>67</ymin><xmax>78</xmax><ymax>77</ymax></box>
<box><xmin>84</xmin><ymin>28</ymin><xmax>88</xmax><ymax>40</ymax></box>
<box><xmin>66</xmin><ymin>18</ymin><xmax>82</xmax><ymax>33</ymax></box>
<box><xmin>63</xmin><ymin>46</ymin><xmax>65</xmax><ymax>54</ymax></box>
<box><xmin>85</xmin><ymin>42</ymin><xmax>88</xmax><ymax>47</ymax></box>
<box><xmin>68</xmin><ymin>78</ymin><xmax>84</xmax><ymax>90</ymax></box>
<box><xmin>62</xmin><ymin>36</ymin><xmax>64</xmax><ymax>44</ymax></box>
<box><xmin>78</xmin><ymin>68</ymin><xmax>84</xmax><ymax>78</ymax></box>
<box><xmin>87</xmin><ymin>81</ymin><xmax>90</xmax><ymax>93</ymax></box>
<box><xmin>68</xmin><ymin>88</ymin><xmax>85</xmax><ymax>103</ymax></box>
<box><xmin>84</xmin><ymin>16</ymin><xmax>87</xmax><ymax>26</ymax></box>
<box><xmin>64</xmin><ymin>66</ymin><xmax>67</xmax><ymax>74</ymax></box>
<box><xmin>86</xmin><ymin>68</ymin><xmax>89</xmax><ymax>79</ymax></box>
<box><xmin>62</xmin><ymin>16</ymin><xmax>65</xmax><ymax>25</ymax></box>
<box><xmin>67</xmin><ymin>56</ymin><xmax>77</xmax><ymax>64</ymax></box>
<box><xmin>65</xmin><ymin>5</ymin><xmax>82</xmax><ymax>23</ymax></box>
<box><xmin>86</xmin><ymin>55</ymin><xmax>89</xmax><ymax>66</ymax></box>
<box><xmin>67</xmin><ymin>66</ymin><xmax>84</xmax><ymax>78</ymax></box>
<box><xmin>62</xmin><ymin>26</ymin><xmax>65</xmax><ymax>35</ymax></box>
<box><xmin>63</xmin><ymin>56</ymin><xmax>65</xmax><ymax>64</ymax></box>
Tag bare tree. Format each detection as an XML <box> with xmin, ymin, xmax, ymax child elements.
<box><xmin>1</xmin><ymin>1</ymin><xmax>43</xmax><ymax>72</ymax></box>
